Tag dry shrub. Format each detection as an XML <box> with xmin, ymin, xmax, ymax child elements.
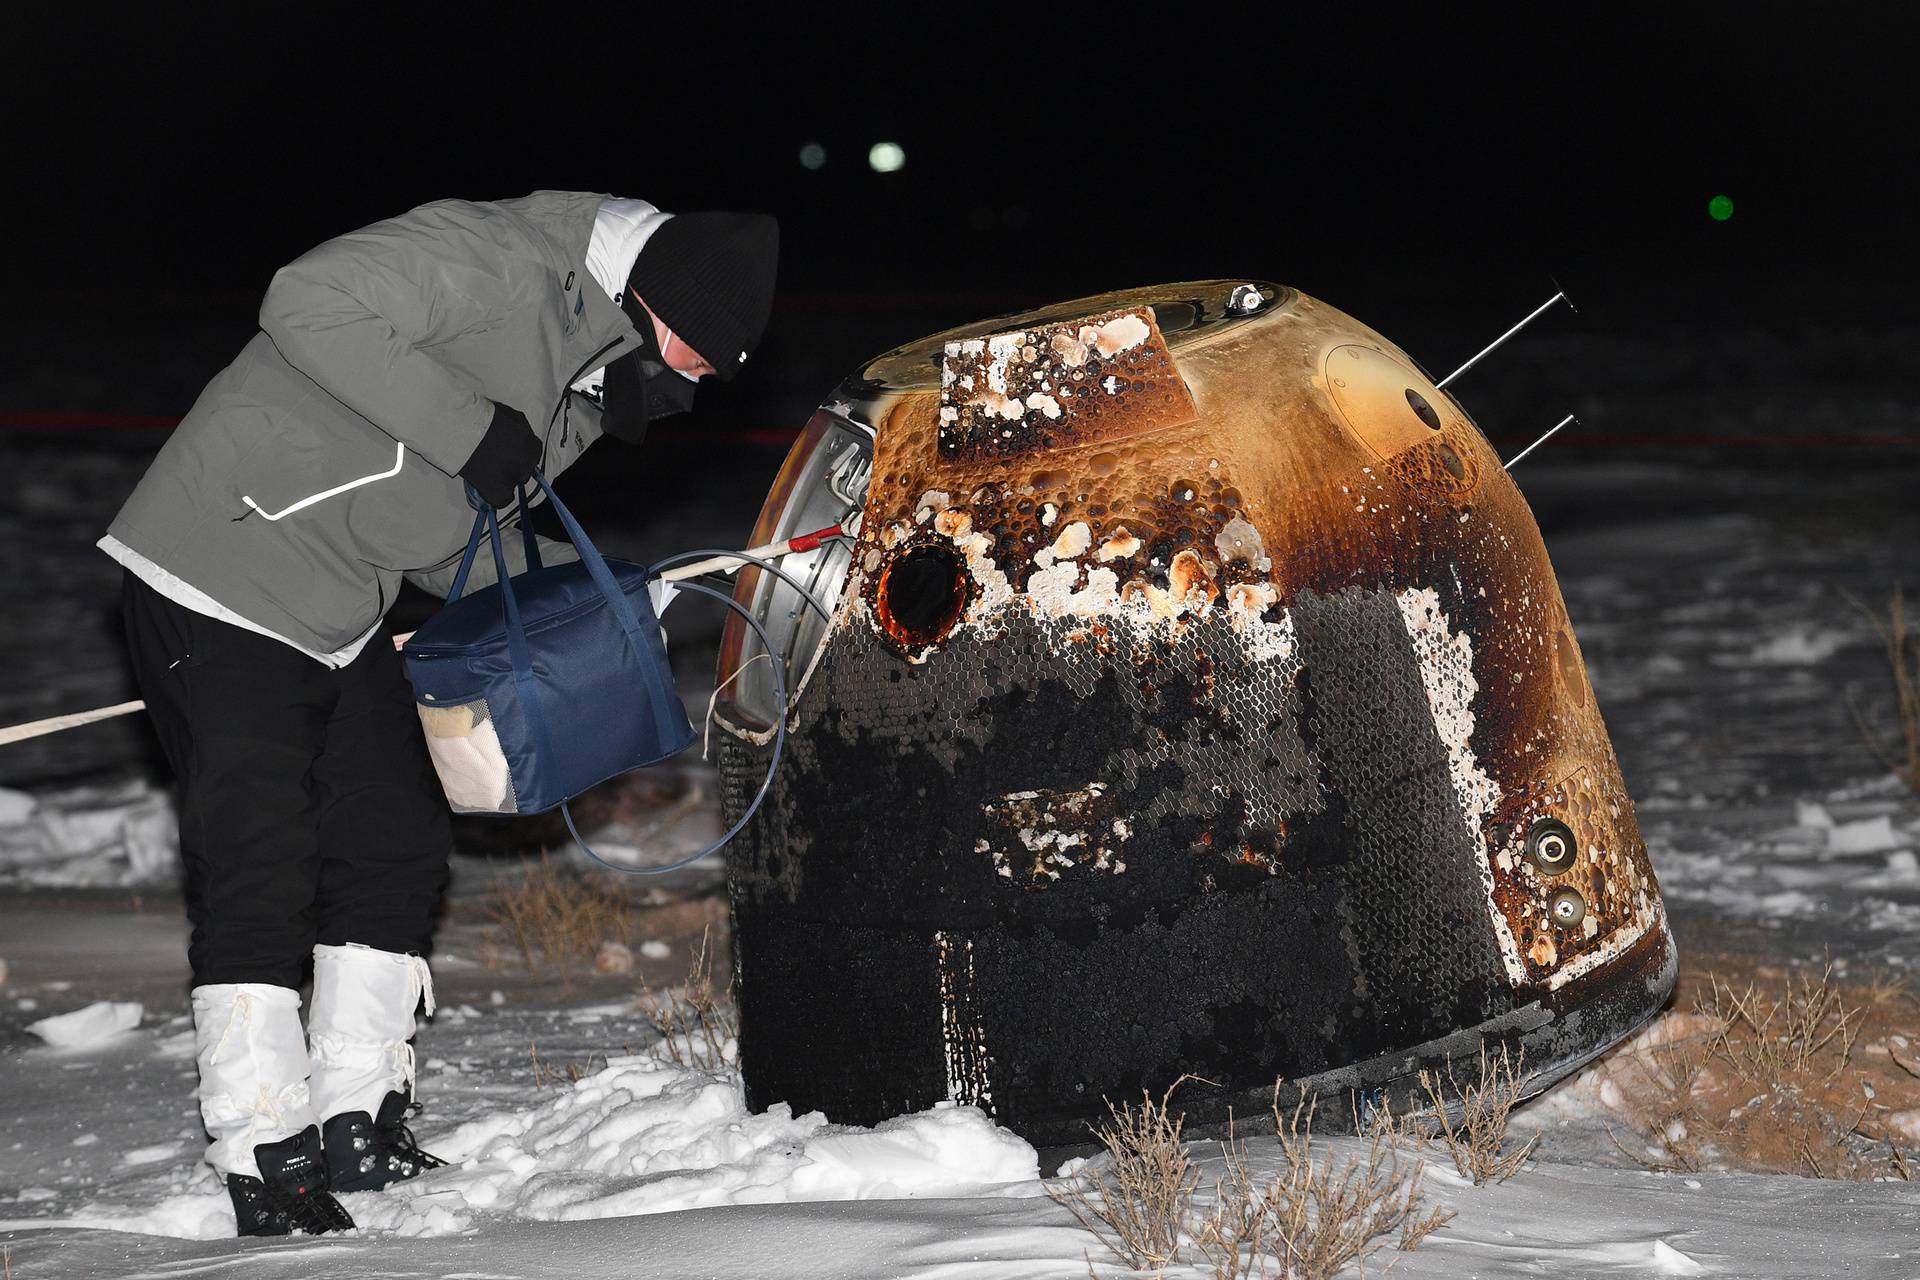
<box><xmin>1845</xmin><ymin>584</ymin><xmax>1919</xmax><ymax>792</ymax></box>
<box><xmin>1700</xmin><ymin>963</ymin><xmax>1864</xmax><ymax>1085</ymax></box>
<box><xmin>637</xmin><ymin>926</ymin><xmax>737</xmax><ymax>1071</ymax></box>
<box><xmin>1046</xmin><ymin>1078</ymin><xmax>1201</xmax><ymax>1273</ymax></box>
<box><xmin>528</xmin><ymin>1040</ymin><xmax>621</xmax><ymax>1088</ymax></box>
<box><xmin>1048</xmin><ymin>1080</ymin><xmax>1451</xmax><ymax>1280</ymax></box>
<box><xmin>1414</xmin><ymin>1043</ymin><xmax>1537</xmax><ymax>1184</ymax></box>
<box><xmin>1603</xmin><ymin>962</ymin><xmax>1918</xmax><ymax>1179</ymax></box>
<box><xmin>1599</xmin><ymin>1014</ymin><xmax>1717</xmax><ymax>1174</ymax></box>
<box><xmin>1195</xmin><ymin>1093</ymin><xmax>1449</xmax><ymax>1280</ymax></box>
<box><xmin>486</xmin><ymin>855</ymin><xmax>631</xmax><ymax>977</ymax></box>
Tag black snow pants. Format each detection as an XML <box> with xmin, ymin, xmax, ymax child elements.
<box><xmin>121</xmin><ymin>572</ymin><xmax>452</xmax><ymax>989</ymax></box>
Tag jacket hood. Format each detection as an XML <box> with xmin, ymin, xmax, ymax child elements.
<box><xmin>585</xmin><ymin>198</ymin><xmax>674</xmax><ymax>304</ymax></box>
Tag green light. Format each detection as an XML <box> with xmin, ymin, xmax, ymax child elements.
<box><xmin>1708</xmin><ymin>194</ymin><xmax>1734</xmax><ymax>222</ymax></box>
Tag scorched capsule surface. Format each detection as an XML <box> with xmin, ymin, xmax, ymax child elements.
<box><xmin>711</xmin><ymin>281</ymin><xmax>1674</xmax><ymax>1144</ymax></box>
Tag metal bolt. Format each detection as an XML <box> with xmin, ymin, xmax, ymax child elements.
<box><xmin>1226</xmin><ymin>284</ymin><xmax>1267</xmax><ymax>316</ymax></box>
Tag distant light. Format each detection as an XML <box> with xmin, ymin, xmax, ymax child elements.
<box><xmin>867</xmin><ymin>141</ymin><xmax>906</xmax><ymax>174</ymax></box>
<box><xmin>1708</xmin><ymin>194</ymin><xmax>1734</xmax><ymax>222</ymax></box>
<box><xmin>798</xmin><ymin>142</ymin><xmax>827</xmax><ymax>171</ymax></box>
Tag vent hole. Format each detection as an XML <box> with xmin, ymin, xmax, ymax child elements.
<box><xmin>876</xmin><ymin>544</ymin><xmax>970</xmax><ymax>648</ymax></box>
<box><xmin>1405</xmin><ymin>388</ymin><xmax>1443</xmax><ymax>430</ymax></box>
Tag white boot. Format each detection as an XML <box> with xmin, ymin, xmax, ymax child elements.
<box><xmin>307</xmin><ymin>943</ymin><xmax>435</xmax><ymax>1123</ymax></box>
<box><xmin>191</xmin><ymin>983</ymin><xmax>318</xmax><ymax>1180</ymax></box>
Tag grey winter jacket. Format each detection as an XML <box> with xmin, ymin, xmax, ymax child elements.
<box><xmin>104</xmin><ymin>191</ymin><xmax>642</xmax><ymax>654</ymax></box>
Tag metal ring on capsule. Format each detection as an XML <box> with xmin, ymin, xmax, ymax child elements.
<box><xmin>1527</xmin><ymin>818</ymin><xmax>1579</xmax><ymax>876</ymax></box>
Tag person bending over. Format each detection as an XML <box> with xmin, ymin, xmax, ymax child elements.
<box><xmin>100</xmin><ymin>191</ymin><xmax>778</xmax><ymax>1235</ymax></box>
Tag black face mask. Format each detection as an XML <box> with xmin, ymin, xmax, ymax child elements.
<box><xmin>599</xmin><ymin>299</ymin><xmax>699</xmax><ymax>445</ymax></box>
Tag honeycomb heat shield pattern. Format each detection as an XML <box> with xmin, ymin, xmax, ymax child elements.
<box><xmin>711</xmin><ymin>282</ymin><xmax>1674</xmax><ymax>1145</ymax></box>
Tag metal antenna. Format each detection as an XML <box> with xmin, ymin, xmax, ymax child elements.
<box><xmin>1502</xmin><ymin>414</ymin><xmax>1577</xmax><ymax>469</ymax></box>
<box><xmin>1438</xmin><ymin>291</ymin><xmax>1569</xmax><ymax>388</ymax></box>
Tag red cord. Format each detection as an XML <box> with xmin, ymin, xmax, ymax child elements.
<box><xmin>785</xmin><ymin>522</ymin><xmax>846</xmax><ymax>553</ymax></box>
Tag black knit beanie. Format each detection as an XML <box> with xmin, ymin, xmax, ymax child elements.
<box><xmin>626</xmin><ymin>212</ymin><xmax>779</xmax><ymax>381</ymax></box>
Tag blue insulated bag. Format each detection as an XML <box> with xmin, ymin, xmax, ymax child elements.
<box><xmin>402</xmin><ymin>471</ymin><xmax>696</xmax><ymax>817</ymax></box>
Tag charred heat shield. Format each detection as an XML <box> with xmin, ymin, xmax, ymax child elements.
<box><xmin>711</xmin><ymin>282</ymin><xmax>1674</xmax><ymax>1145</ymax></box>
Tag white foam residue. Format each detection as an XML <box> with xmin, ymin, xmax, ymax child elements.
<box><xmin>1395</xmin><ymin>588</ymin><xmax>1522</xmax><ymax>984</ymax></box>
<box><xmin>1214</xmin><ymin>516</ymin><xmax>1272</xmax><ymax>573</ymax></box>
<box><xmin>1087</xmin><ymin>313</ymin><xmax>1149</xmax><ymax>356</ymax></box>
<box><xmin>1032</xmin><ymin>521</ymin><xmax>1091</xmax><ymax>569</ymax></box>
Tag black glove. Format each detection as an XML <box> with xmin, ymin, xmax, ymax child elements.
<box><xmin>459</xmin><ymin>402</ymin><xmax>541</xmax><ymax>508</ymax></box>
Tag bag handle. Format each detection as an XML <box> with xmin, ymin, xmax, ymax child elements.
<box><xmin>527</xmin><ymin>470</ymin><xmax>682</xmax><ymax>747</ymax></box>
<box><xmin>447</xmin><ymin>485</ymin><xmax>542</xmax><ymax>604</ymax></box>
<box><xmin>523</xmin><ymin>470</ymin><xmax>647</xmax><ymax>642</ymax></box>
<box><xmin>459</xmin><ymin>470</ymin><xmax>686</xmax><ymax>761</ymax></box>
<box><xmin>484</xmin><ymin>503</ymin><xmax>561</xmax><ymax>779</ymax></box>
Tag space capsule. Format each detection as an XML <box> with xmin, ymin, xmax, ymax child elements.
<box><xmin>709</xmin><ymin>281</ymin><xmax>1675</xmax><ymax>1144</ymax></box>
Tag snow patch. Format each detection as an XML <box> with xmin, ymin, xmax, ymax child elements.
<box><xmin>1745</xmin><ymin>624</ymin><xmax>1850</xmax><ymax>665</ymax></box>
<box><xmin>0</xmin><ymin>779</ymin><xmax>178</xmax><ymax>887</ymax></box>
<box><xmin>61</xmin><ymin>1053</ymin><xmax>1041</xmax><ymax>1240</ymax></box>
<box><xmin>1827</xmin><ymin>814</ymin><xmax>1908</xmax><ymax>855</ymax></box>
<box><xmin>0</xmin><ymin>787</ymin><xmax>35</xmax><ymax>824</ymax></box>
<box><xmin>28</xmin><ymin>1001</ymin><xmax>143</xmax><ymax>1048</ymax></box>
<box><xmin>360</xmin><ymin>1057</ymin><xmax>1038</xmax><ymax>1232</ymax></box>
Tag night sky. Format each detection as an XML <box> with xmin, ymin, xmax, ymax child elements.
<box><xmin>3</xmin><ymin>7</ymin><xmax>1913</xmax><ymax>426</ymax></box>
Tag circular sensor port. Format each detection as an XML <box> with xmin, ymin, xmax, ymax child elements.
<box><xmin>1527</xmin><ymin>818</ymin><xmax>1579</xmax><ymax>876</ymax></box>
<box><xmin>875</xmin><ymin>543</ymin><xmax>971</xmax><ymax>650</ymax></box>
<box><xmin>1548</xmin><ymin>887</ymin><xmax>1587</xmax><ymax>928</ymax></box>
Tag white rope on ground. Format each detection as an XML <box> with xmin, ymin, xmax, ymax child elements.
<box><xmin>0</xmin><ymin>700</ymin><xmax>147</xmax><ymax>746</ymax></box>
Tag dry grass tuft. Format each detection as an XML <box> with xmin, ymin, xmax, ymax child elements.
<box><xmin>1698</xmin><ymin>962</ymin><xmax>1864</xmax><ymax>1086</ymax></box>
<box><xmin>637</xmin><ymin>926</ymin><xmax>737</xmax><ymax>1072</ymax></box>
<box><xmin>1047</xmin><ymin>1077</ymin><xmax>1201</xmax><ymax>1273</ymax></box>
<box><xmin>486</xmin><ymin>854</ymin><xmax>631</xmax><ymax>977</ymax></box>
<box><xmin>1601</xmin><ymin>1019</ymin><xmax>1714</xmax><ymax>1174</ymax></box>
<box><xmin>527</xmin><ymin>1039</ymin><xmax>624</xmax><ymax>1088</ymax></box>
<box><xmin>1195</xmin><ymin>1092</ymin><xmax>1447</xmax><ymax>1280</ymax></box>
<box><xmin>1845</xmin><ymin>584</ymin><xmax>1920</xmax><ymax>792</ymax></box>
<box><xmin>1602</xmin><ymin>962</ymin><xmax>1918</xmax><ymax>1179</ymax></box>
<box><xmin>1414</xmin><ymin>1043</ymin><xmax>1538</xmax><ymax>1184</ymax></box>
<box><xmin>1048</xmin><ymin>1080</ymin><xmax>1451</xmax><ymax>1279</ymax></box>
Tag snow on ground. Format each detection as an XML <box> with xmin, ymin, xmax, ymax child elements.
<box><xmin>16</xmin><ymin>1049</ymin><xmax>1041</xmax><ymax>1242</ymax></box>
<box><xmin>3</xmin><ymin>455</ymin><xmax>1918</xmax><ymax>1275</ymax></box>
<box><xmin>0</xmin><ymin>781</ymin><xmax>176</xmax><ymax>888</ymax></box>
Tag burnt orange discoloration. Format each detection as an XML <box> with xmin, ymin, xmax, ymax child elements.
<box><xmin>938</xmin><ymin>308</ymin><xmax>1197</xmax><ymax>461</ymax></box>
<box><xmin>867</xmin><ymin>536</ymin><xmax>976</xmax><ymax>659</ymax></box>
<box><xmin>747</xmin><ymin>281</ymin><xmax>1665</xmax><ymax>1005</ymax></box>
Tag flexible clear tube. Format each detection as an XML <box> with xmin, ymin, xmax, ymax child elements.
<box><xmin>647</xmin><ymin>546</ymin><xmax>839</xmax><ymax>626</ymax></box>
<box><xmin>562</xmin><ymin>575</ymin><xmax>788</xmax><ymax>877</ymax></box>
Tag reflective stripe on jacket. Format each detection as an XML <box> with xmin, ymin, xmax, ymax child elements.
<box><xmin>104</xmin><ymin>191</ymin><xmax>637</xmax><ymax>654</ymax></box>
